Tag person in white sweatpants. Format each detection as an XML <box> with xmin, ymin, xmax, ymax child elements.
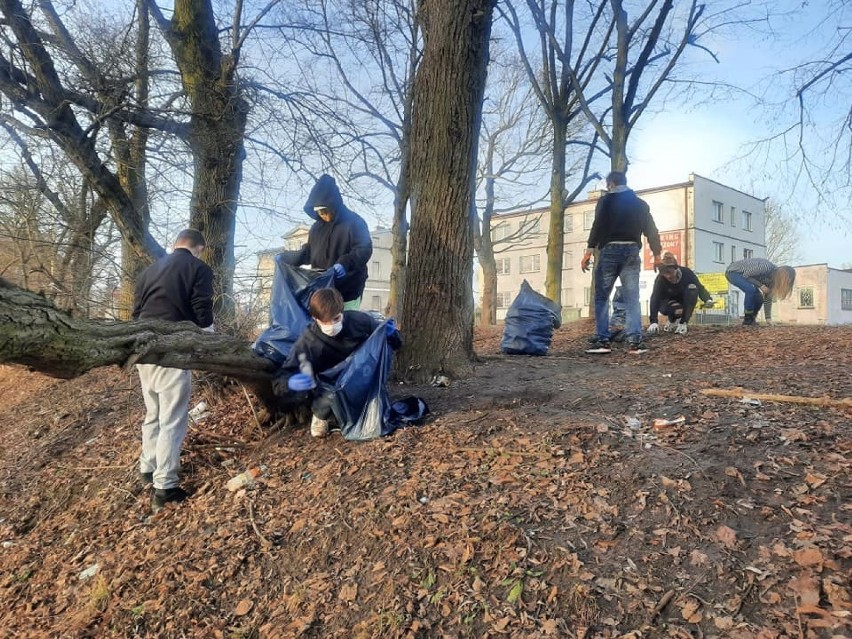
<box><xmin>136</xmin><ymin>364</ymin><xmax>191</xmax><ymax>492</ymax></box>
<box><xmin>132</xmin><ymin>229</ymin><xmax>214</xmax><ymax>511</ymax></box>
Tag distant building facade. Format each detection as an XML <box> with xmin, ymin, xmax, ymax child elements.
<box><xmin>255</xmin><ymin>226</ymin><xmax>393</xmax><ymax>317</ymax></box>
<box><xmin>488</xmin><ymin>173</ymin><xmax>768</xmax><ymax>320</ymax></box>
<box><xmin>774</xmin><ymin>264</ymin><xmax>852</xmax><ymax>325</ymax></box>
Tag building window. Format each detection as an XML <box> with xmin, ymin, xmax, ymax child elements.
<box><xmin>583</xmin><ymin>287</ymin><xmax>591</xmax><ymax>305</ymax></box>
<box><xmin>731</xmin><ymin>245</ymin><xmax>737</xmax><ymax>263</ymax></box>
<box><xmin>730</xmin><ymin>206</ymin><xmax>736</xmax><ymax>226</ymax></box>
<box><xmin>519</xmin><ymin>254</ymin><xmax>541</xmax><ymax>273</ymax></box>
<box><xmin>743</xmin><ymin>210</ymin><xmax>753</xmax><ymax>231</ymax></box>
<box><xmin>743</xmin><ymin>248</ymin><xmax>754</xmax><ymax>259</ymax></box>
<box><xmin>713</xmin><ymin>241</ymin><xmax>724</xmax><ymax>263</ymax></box>
<box><xmin>564</xmin><ymin>215</ymin><xmax>573</xmax><ymax>234</ymax></box>
<box><xmin>842</xmin><ymin>288</ymin><xmax>852</xmax><ymax>310</ymax></box>
<box><xmin>583</xmin><ymin>210</ymin><xmax>595</xmax><ymax>230</ymax></box>
<box><xmin>492</xmin><ymin>223</ymin><xmax>510</xmax><ymax>241</ymax></box>
<box><xmin>712</xmin><ymin>201</ymin><xmax>723</xmax><ymax>223</ymax></box>
<box><xmin>496</xmin><ymin>291</ymin><xmax>513</xmax><ymax>309</ymax></box>
<box><xmin>562</xmin><ymin>250</ymin><xmax>573</xmax><ymax>269</ymax></box>
<box><xmin>561</xmin><ymin>288</ymin><xmax>572</xmax><ymax>304</ymax></box>
<box><xmin>371</xmin><ymin>295</ymin><xmax>382</xmax><ymax>311</ymax></box>
<box><xmin>372</xmin><ymin>260</ymin><xmax>382</xmax><ymax>278</ymax></box>
<box><xmin>495</xmin><ymin>257</ymin><xmax>511</xmax><ymax>275</ymax></box>
<box><xmin>798</xmin><ymin>287</ymin><xmax>815</xmax><ymax>309</ymax></box>
<box><xmin>522</xmin><ymin>217</ymin><xmax>540</xmax><ymax>234</ymax></box>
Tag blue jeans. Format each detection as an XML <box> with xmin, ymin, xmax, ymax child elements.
<box><xmin>725</xmin><ymin>271</ymin><xmax>764</xmax><ymax>315</ymax></box>
<box><xmin>594</xmin><ymin>244</ymin><xmax>642</xmax><ymax>342</ymax></box>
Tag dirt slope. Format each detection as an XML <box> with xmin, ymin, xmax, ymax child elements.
<box><xmin>0</xmin><ymin>322</ymin><xmax>849</xmax><ymax>639</ymax></box>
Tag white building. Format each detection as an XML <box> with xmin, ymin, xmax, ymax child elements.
<box><xmin>256</xmin><ymin>226</ymin><xmax>394</xmax><ymax>314</ymax></box>
<box><xmin>774</xmin><ymin>264</ymin><xmax>852</xmax><ymax>325</ymax></box>
<box><xmin>488</xmin><ymin>173</ymin><xmax>768</xmax><ymax>320</ymax></box>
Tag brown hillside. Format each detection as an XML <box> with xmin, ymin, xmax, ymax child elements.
<box><xmin>0</xmin><ymin>323</ymin><xmax>850</xmax><ymax>638</ymax></box>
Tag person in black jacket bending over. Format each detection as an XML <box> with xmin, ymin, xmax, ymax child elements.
<box><xmin>132</xmin><ymin>229</ymin><xmax>214</xmax><ymax>512</ymax></box>
<box><xmin>281</xmin><ymin>174</ymin><xmax>373</xmax><ymax>310</ymax></box>
<box><xmin>278</xmin><ymin>288</ymin><xmax>401</xmax><ymax>438</ymax></box>
<box><xmin>581</xmin><ymin>171</ymin><xmax>662</xmax><ymax>354</ymax></box>
<box><xmin>646</xmin><ymin>252</ymin><xmax>714</xmax><ymax>337</ymax></box>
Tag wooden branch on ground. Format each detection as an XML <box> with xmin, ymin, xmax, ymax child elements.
<box><xmin>700</xmin><ymin>388</ymin><xmax>852</xmax><ymax>410</ymax></box>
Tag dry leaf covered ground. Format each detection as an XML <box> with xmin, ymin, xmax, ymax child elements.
<box><xmin>0</xmin><ymin>321</ymin><xmax>850</xmax><ymax>639</ymax></box>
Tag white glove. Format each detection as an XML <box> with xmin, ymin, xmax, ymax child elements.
<box><xmin>201</xmin><ymin>324</ymin><xmax>215</xmax><ymax>333</ymax></box>
<box><xmin>646</xmin><ymin>323</ymin><xmax>660</xmax><ymax>336</ymax></box>
<box><xmin>674</xmin><ymin>322</ymin><xmax>688</xmax><ymax>335</ymax></box>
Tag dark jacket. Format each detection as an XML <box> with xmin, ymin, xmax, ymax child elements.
<box><xmin>280</xmin><ymin>175</ymin><xmax>373</xmax><ymax>302</ymax></box>
<box><xmin>282</xmin><ymin>311</ymin><xmax>401</xmax><ymax>375</ymax></box>
<box><xmin>587</xmin><ymin>187</ymin><xmax>662</xmax><ymax>255</ymax></box>
<box><xmin>132</xmin><ymin>248</ymin><xmax>214</xmax><ymax>327</ymax></box>
<box><xmin>649</xmin><ymin>266</ymin><xmax>711</xmax><ymax>323</ymax></box>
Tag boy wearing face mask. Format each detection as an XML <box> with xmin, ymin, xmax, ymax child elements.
<box><xmin>280</xmin><ymin>288</ymin><xmax>401</xmax><ymax>437</ymax></box>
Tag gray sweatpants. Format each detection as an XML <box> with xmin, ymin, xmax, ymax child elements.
<box><xmin>136</xmin><ymin>364</ymin><xmax>191</xmax><ymax>490</ymax></box>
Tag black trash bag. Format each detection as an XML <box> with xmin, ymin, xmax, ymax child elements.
<box><xmin>500</xmin><ymin>280</ymin><xmax>562</xmax><ymax>356</ymax></box>
<box><xmin>252</xmin><ymin>256</ymin><xmax>335</xmax><ymax>364</ymax></box>
<box><xmin>316</xmin><ymin>320</ymin><xmax>429</xmax><ymax>441</ymax></box>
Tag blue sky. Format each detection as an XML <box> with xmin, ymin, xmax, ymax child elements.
<box><xmin>626</xmin><ymin>1</ymin><xmax>850</xmax><ymax>268</ymax></box>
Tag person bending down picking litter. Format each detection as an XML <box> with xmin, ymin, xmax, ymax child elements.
<box><xmin>646</xmin><ymin>252</ymin><xmax>714</xmax><ymax>337</ymax></box>
<box><xmin>725</xmin><ymin>257</ymin><xmax>796</xmax><ymax>326</ymax></box>
<box><xmin>276</xmin><ymin>288</ymin><xmax>401</xmax><ymax>437</ymax></box>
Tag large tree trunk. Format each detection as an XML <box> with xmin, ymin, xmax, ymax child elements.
<box><xmin>398</xmin><ymin>0</ymin><xmax>495</xmax><ymax>380</ymax></box>
<box><xmin>0</xmin><ymin>278</ymin><xmax>275</xmax><ymax>384</ymax></box>
<box><xmin>165</xmin><ymin>0</ymin><xmax>247</xmax><ymax>318</ymax></box>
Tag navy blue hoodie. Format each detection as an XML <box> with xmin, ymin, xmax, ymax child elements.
<box><xmin>280</xmin><ymin>175</ymin><xmax>373</xmax><ymax>302</ymax></box>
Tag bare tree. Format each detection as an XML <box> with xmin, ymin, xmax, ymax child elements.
<box><xmin>398</xmin><ymin>0</ymin><xmax>495</xmax><ymax>379</ymax></box>
<box><xmin>279</xmin><ymin>0</ymin><xmax>421</xmax><ymax>317</ymax></box>
<box><xmin>474</xmin><ymin>57</ymin><xmax>551</xmax><ymax>325</ymax></box>
<box><xmin>764</xmin><ymin>199</ymin><xmax>801</xmax><ymax>266</ymax></box>
<box><xmin>500</xmin><ymin>0</ymin><xmax>606</xmax><ymax>305</ymax></box>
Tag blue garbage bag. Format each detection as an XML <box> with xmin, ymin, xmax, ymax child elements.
<box><xmin>252</xmin><ymin>256</ymin><xmax>335</xmax><ymax>364</ymax></box>
<box><xmin>316</xmin><ymin>320</ymin><xmax>429</xmax><ymax>441</ymax></box>
<box><xmin>500</xmin><ymin>280</ymin><xmax>562</xmax><ymax>356</ymax></box>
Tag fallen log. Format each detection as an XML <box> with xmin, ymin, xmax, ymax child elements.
<box><xmin>700</xmin><ymin>387</ymin><xmax>852</xmax><ymax>410</ymax></box>
<box><xmin>0</xmin><ymin>277</ymin><xmax>279</xmax><ymax>404</ymax></box>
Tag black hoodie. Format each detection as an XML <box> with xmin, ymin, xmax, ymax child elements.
<box><xmin>280</xmin><ymin>175</ymin><xmax>373</xmax><ymax>302</ymax></box>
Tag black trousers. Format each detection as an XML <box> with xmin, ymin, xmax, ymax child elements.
<box><xmin>660</xmin><ymin>285</ymin><xmax>699</xmax><ymax>323</ymax></box>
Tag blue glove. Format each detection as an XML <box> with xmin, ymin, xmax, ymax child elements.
<box><xmin>332</xmin><ymin>263</ymin><xmax>346</xmax><ymax>278</ymax></box>
<box><xmin>385</xmin><ymin>319</ymin><xmax>397</xmax><ymax>336</ymax></box>
<box><xmin>287</xmin><ymin>373</ymin><xmax>316</xmax><ymax>392</ymax></box>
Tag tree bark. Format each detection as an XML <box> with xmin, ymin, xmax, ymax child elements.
<box><xmin>0</xmin><ymin>278</ymin><xmax>275</xmax><ymax>384</ymax></box>
<box><xmin>159</xmin><ymin>0</ymin><xmax>248</xmax><ymax>318</ymax></box>
<box><xmin>544</xmin><ymin>118</ymin><xmax>567</xmax><ymax>304</ymax></box>
<box><xmin>399</xmin><ymin>0</ymin><xmax>495</xmax><ymax>379</ymax></box>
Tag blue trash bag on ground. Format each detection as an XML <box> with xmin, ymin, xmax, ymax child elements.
<box><xmin>252</xmin><ymin>256</ymin><xmax>335</xmax><ymax>364</ymax></box>
<box><xmin>316</xmin><ymin>320</ymin><xmax>429</xmax><ymax>441</ymax></box>
<box><xmin>500</xmin><ymin>280</ymin><xmax>562</xmax><ymax>356</ymax></box>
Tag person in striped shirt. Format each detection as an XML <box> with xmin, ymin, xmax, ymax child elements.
<box><xmin>725</xmin><ymin>258</ymin><xmax>796</xmax><ymax>325</ymax></box>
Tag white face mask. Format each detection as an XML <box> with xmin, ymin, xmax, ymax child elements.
<box><xmin>318</xmin><ymin>315</ymin><xmax>343</xmax><ymax>337</ymax></box>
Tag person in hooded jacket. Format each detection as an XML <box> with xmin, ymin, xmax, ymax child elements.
<box><xmin>646</xmin><ymin>252</ymin><xmax>714</xmax><ymax>336</ymax></box>
<box><xmin>280</xmin><ymin>174</ymin><xmax>373</xmax><ymax>309</ymax></box>
<box><xmin>275</xmin><ymin>288</ymin><xmax>402</xmax><ymax>437</ymax></box>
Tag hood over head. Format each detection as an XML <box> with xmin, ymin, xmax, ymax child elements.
<box><xmin>304</xmin><ymin>174</ymin><xmax>346</xmax><ymax>221</ymax></box>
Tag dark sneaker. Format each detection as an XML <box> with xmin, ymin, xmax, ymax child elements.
<box><xmin>586</xmin><ymin>339</ymin><xmax>612</xmax><ymax>354</ymax></box>
<box><xmin>140</xmin><ymin>471</ymin><xmax>154</xmax><ymax>486</ymax></box>
<box><xmin>627</xmin><ymin>340</ymin><xmax>649</xmax><ymax>354</ymax></box>
<box><xmin>152</xmin><ymin>486</ymin><xmax>190</xmax><ymax>513</ymax></box>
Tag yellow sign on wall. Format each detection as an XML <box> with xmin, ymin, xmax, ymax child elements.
<box><xmin>698</xmin><ymin>272</ymin><xmax>730</xmax><ymax>310</ymax></box>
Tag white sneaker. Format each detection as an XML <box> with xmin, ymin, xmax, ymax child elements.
<box><xmin>310</xmin><ymin>415</ymin><xmax>329</xmax><ymax>438</ymax></box>
<box><xmin>674</xmin><ymin>322</ymin><xmax>688</xmax><ymax>335</ymax></box>
<box><xmin>663</xmin><ymin>319</ymin><xmax>680</xmax><ymax>333</ymax></box>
